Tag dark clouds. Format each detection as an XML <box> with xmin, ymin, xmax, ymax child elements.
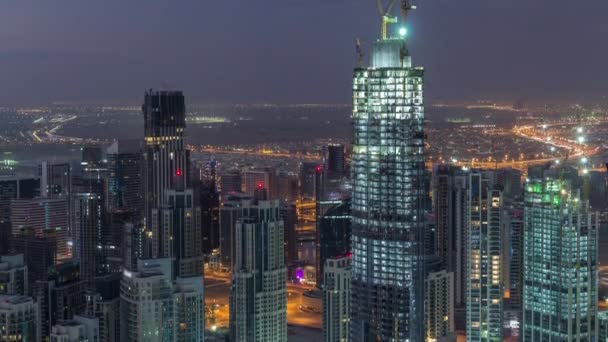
<box><xmin>0</xmin><ymin>0</ymin><xmax>607</xmax><ymax>105</ymax></box>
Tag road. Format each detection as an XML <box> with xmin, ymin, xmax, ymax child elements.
<box><xmin>205</xmin><ymin>272</ymin><xmax>322</xmax><ymax>330</ymax></box>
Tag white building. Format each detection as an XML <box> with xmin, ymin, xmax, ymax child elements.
<box><xmin>323</xmin><ymin>255</ymin><xmax>351</xmax><ymax>342</ymax></box>
<box><xmin>230</xmin><ymin>199</ymin><xmax>287</xmax><ymax>342</ymax></box>
<box><xmin>50</xmin><ymin>315</ymin><xmax>100</xmax><ymax>342</ymax></box>
<box><xmin>120</xmin><ymin>259</ymin><xmax>175</xmax><ymax>341</ymax></box>
<box><xmin>0</xmin><ymin>295</ymin><xmax>39</xmax><ymax>341</ymax></box>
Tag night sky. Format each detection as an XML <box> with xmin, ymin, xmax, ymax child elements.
<box><xmin>1</xmin><ymin>0</ymin><xmax>607</xmax><ymax>105</ymax></box>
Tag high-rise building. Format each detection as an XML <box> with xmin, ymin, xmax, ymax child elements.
<box><xmin>350</xmin><ymin>12</ymin><xmax>426</xmax><ymax>341</ymax></box>
<box><xmin>50</xmin><ymin>315</ymin><xmax>100</xmax><ymax>342</ymax></box>
<box><xmin>158</xmin><ymin>189</ymin><xmax>203</xmax><ymax>278</ymax></box>
<box><xmin>142</xmin><ymin>90</ymin><xmax>190</xmax><ymax>259</ymax></box>
<box><xmin>120</xmin><ymin>259</ymin><xmax>175</xmax><ymax>341</ymax></box>
<box><xmin>432</xmin><ymin>165</ymin><xmax>468</xmax><ymax>309</ymax></box>
<box><xmin>39</xmin><ymin>161</ymin><xmax>71</xmax><ymax>199</ymax></box>
<box><xmin>503</xmin><ymin>203</ymin><xmax>523</xmax><ymax>329</ymax></box>
<box><xmin>9</xmin><ymin>228</ymin><xmax>57</xmax><ymax>293</ymax></box>
<box><xmin>242</xmin><ymin>170</ymin><xmax>271</xmax><ymax>196</ymax></box>
<box><xmin>72</xmin><ymin>178</ymin><xmax>106</xmax><ymax>283</ymax></box>
<box><xmin>10</xmin><ymin>197</ymin><xmax>70</xmax><ymax>260</ymax></box>
<box><xmin>316</xmin><ymin>199</ymin><xmax>351</xmax><ymax>288</ymax></box>
<box><xmin>0</xmin><ymin>295</ymin><xmax>39</xmax><ymax>341</ymax></box>
<box><xmin>230</xmin><ymin>199</ymin><xmax>287</xmax><ymax>342</ymax></box>
<box><xmin>219</xmin><ymin>193</ymin><xmax>252</xmax><ymax>271</ymax></box>
<box><xmin>599</xmin><ymin>311</ymin><xmax>608</xmax><ymax>342</ymax></box>
<box><xmin>281</xmin><ymin>203</ymin><xmax>298</xmax><ymax>266</ymax></box>
<box><xmin>107</xmin><ymin>143</ymin><xmax>144</xmax><ymax>214</ymax></box>
<box><xmin>522</xmin><ymin>175</ymin><xmax>598</xmax><ymax>340</ymax></box>
<box><xmin>299</xmin><ymin>162</ymin><xmax>319</xmax><ymax>199</ymax></box>
<box><xmin>425</xmin><ymin>261</ymin><xmax>455</xmax><ymax>341</ymax></box>
<box><xmin>323</xmin><ymin>255</ymin><xmax>351</xmax><ymax>342</ymax></box>
<box><xmin>219</xmin><ymin>170</ymin><xmax>242</xmax><ymax>195</ymax></box>
<box><xmin>85</xmin><ymin>274</ymin><xmax>121</xmax><ymax>342</ymax></box>
<box><xmin>0</xmin><ymin>254</ymin><xmax>27</xmax><ymax>296</ymax></box>
<box><xmin>194</xmin><ymin>181</ymin><xmax>220</xmax><ymax>254</ymax></box>
<box><xmin>0</xmin><ymin>176</ymin><xmax>39</xmax><ymax>253</ymax></box>
<box><xmin>174</xmin><ymin>276</ymin><xmax>205</xmax><ymax>342</ymax></box>
<box><xmin>33</xmin><ymin>260</ymin><xmax>86</xmax><ymax>338</ymax></box>
<box><xmin>466</xmin><ymin>172</ymin><xmax>503</xmax><ymax>341</ymax></box>
<box><xmin>326</xmin><ymin>144</ymin><xmax>345</xmax><ymax>178</ymax></box>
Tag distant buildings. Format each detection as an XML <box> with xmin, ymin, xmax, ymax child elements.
<box><xmin>323</xmin><ymin>255</ymin><xmax>351</xmax><ymax>342</ymax></box>
<box><xmin>50</xmin><ymin>315</ymin><xmax>100</xmax><ymax>342</ymax></box>
<box><xmin>0</xmin><ymin>254</ymin><xmax>27</xmax><ymax>296</ymax></box>
<box><xmin>425</xmin><ymin>267</ymin><xmax>455</xmax><ymax>341</ymax></box>
<box><xmin>230</xmin><ymin>199</ymin><xmax>287</xmax><ymax>342</ymax></box>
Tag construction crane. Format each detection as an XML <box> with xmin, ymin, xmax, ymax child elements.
<box><xmin>376</xmin><ymin>0</ymin><xmax>416</xmax><ymax>40</ymax></box>
<box><xmin>355</xmin><ymin>37</ymin><xmax>364</xmax><ymax>68</ymax></box>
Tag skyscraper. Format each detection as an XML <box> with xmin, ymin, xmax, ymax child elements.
<box><xmin>327</xmin><ymin>144</ymin><xmax>345</xmax><ymax>178</ymax></box>
<box><xmin>230</xmin><ymin>199</ymin><xmax>287</xmax><ymax>342</ymax></box>
<box><xmin>522</xmin><ymin>174</ymin><xmax>598</xmax><ymax>340</ymax></box>
<box><xmin>425</xmin><ymin>264</ymin><xmax>455</xmax><ymax>341</ymax></box>
<box><xmin>316</xmin><ymin>199</ymin><xmax>351</xmax><ymax>288</ymax></box>
<box><xmin>466</xmin><ymin>172</ymin><xmax>503</xmax><ymax>341</ymax></box>
<box><xmin>0</xmin><ymin>254</ymin><xmax>27</xmax><ymax>296</ymax></box>
<box><xmin>323</xmin><ymin>255</ymin><xmax>351</xmax><ymax>342</ymax></box>
<box><xmin>350</xmin><ymin>8</ymin><xmax>426</xmax><ymax>341</ymax></box>
<box><xmin>142</xmin><ymin>90</ymin><xmax>190</xmax><ymax>258</ymax></box>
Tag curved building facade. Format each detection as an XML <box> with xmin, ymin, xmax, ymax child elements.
<box><xmin>350</xmin><ymin>32</ymin><xmax>426</xmax><ymax>341</ymax></box>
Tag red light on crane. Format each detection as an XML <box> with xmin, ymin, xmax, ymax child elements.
<box><xmin>175</xmin><ymin>169</ymin><xmax>182</xmax><ymax>177</ymax></box>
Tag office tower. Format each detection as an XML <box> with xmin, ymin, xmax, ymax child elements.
<box><xmin>0</xmin><ymin>295</ymin><xmax>39</xmax><ymax>341</ymax></box>
<box><xmin>195</xmin><ymin>181</ymin><xmax>220</xmax><ymax>254</ymax></box>
<box><xmin>281</xmin><ymin>203</ymin><xmax>298</xmax><ymax>266</ymax></box>
<box><xmin>10</xmin><ymin>196</ymin><xmax>69</xmax><ymax>260</ymax></box>
<box><xmin>425</xmin><ymin>260</ymin><xmax>455</xmax><ymax>341</ymax></box>
<box><xmin>522</xmin><ymin>175</ymin><xmax>598</xmax><ymax>340</ymax></box>
<box><xmin>230</xmin><ymin>199</ymin><xmax>287</xmax><ymax>342</ymax></box>
<box><xmin>104</xmin><ymin>210</ymin><xmax>138</xmax><ymax>272</ymax></box>
<box><xmin>142</xmin><ymin>90</ymin><xmax>190</xmax><ymax>259</ymax></box>
<box><xmin>85</xmin><ymin>274</ymin><xmax>121</xmax><ymax>342</ymax></box>
<box><xmin>219</xmin><ymin>193</ymin><xmax>252</xmax><ymax>271</ymax></box>
<box><xmin>466</xmin><ymin>173</ymin><xmax>503</xmax><ymax>341</ymax></box>
<box><xmin>316</xmin><ymin>199</ymin><xmax>351</xmax><ymax>288</ymax></box>
<box><xmin>107</xmin><ymin>144</ymin><xmax>144</xmax><ymax>213</ymax></box>
<box><xmin>327</xmin><ymin>144</ymin><xmax>345</xmax><ymax>178</ymax></box>
<box><xmin>275</xmin><ymin>171</ymin><xmax>299</xmax><ymax>202</ymax></box>
<box><xmin>0</xmin><ymin>176</ymin><xmax>38</xmax><ymax>253</ymax></box>
<box><xmin>300</xmin><ymin>162</ymin><xmax>318</xmax><ymax>199</ymax></box>
<box><xmin>0</xmin><ymin>254</ymin><xmax>26</xmax><ymax>295</ymax></box>
<box><xmin>242</xmin><ymin>170</ymin><xmax>271</xmax><ymax>196</ymax></box>
<box><xmin>39</xmin><ymin>161</ymin><xmax>71</xmax><ymax>199</ymax></box>
<box><xmin>72</xmin><ymin>179</ymin><xmax>106</xmax><ymax>283</ymax></box>
<box><xmin>350</xmin><ymin>10</ymin><xmax>426</xmax><ymax>341</ymax></box>
<box><xmin>323</xmin><ymin>255</ymin><xmax>351</xmax><ymax>342</ymax></box>
<box><xmin>432</xmin><ymin>165</ymin><xmax>468</xmax><ymax>309</ymax></box>
<box><xmin>122</xmin><ymin>222</ymin><xmax>142</xmax><ymax>272</ymax></box>
<box><xmin>219</xmin><ymin>170</ymin><xmax>242</xmax><ymax>195</ymax></box>
<box><xmin>9</xmin><ymin>228</ymin><xmax>56</xmax><ymax>293</ymax></box>
<box><xmin>50</xmin><ymin>315</ymin><xmax>100</xmax><ymax>342</ymax></box>
<box><xmin>159</xmin><ymin>188</ymin><xmax>203</xmax><ymax>278</ymax></box>
<box><xmin>503</xmin><ymin>203</ymin><xmax>523</xmax><ymax>329</ymax></box>
<box><xmin>34</xmin><ymin>260</ymin><xmax>86</xmax><ymax>338</ymax></box>
<box><xmin>120</xmin><ymin>259</ymin><xmax>175</xmax><ymax>341</ymax></box>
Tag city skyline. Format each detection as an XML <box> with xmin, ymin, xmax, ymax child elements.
<box><xmin>1</xmin><ymin>0</ymin><xmax>608</xmax><ymax>105</ymax></box>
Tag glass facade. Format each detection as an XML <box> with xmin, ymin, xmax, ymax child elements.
<box><xmin>522</xmin><ymin>177</ymin><xmax>598</xmax><ymax>341</ymax></box>
<box><xmin>350</xmin><ymin>36</ymin><xmax>425</xmax><ymax>342</ymax></box>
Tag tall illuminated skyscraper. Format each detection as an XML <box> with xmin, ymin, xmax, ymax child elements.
<box><xmin>466</xmin><ymin>172</ymin><xmax>503</xmax><ymax>342</ymax></box>
<box><xmin>350</xmin><ymin>4</ymin><xmax>426</xmax><ymax>340</ymax></box>
<box><xmin>522</xmin><ymin>174</ymin><xmax>598</xmax><ymax>340</ymax></box>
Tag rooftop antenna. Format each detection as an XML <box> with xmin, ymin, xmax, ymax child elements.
<box><xmin>355</xmin><ymin>37</ymin><xmax>364</xmax><ymax>67</ymax></box>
